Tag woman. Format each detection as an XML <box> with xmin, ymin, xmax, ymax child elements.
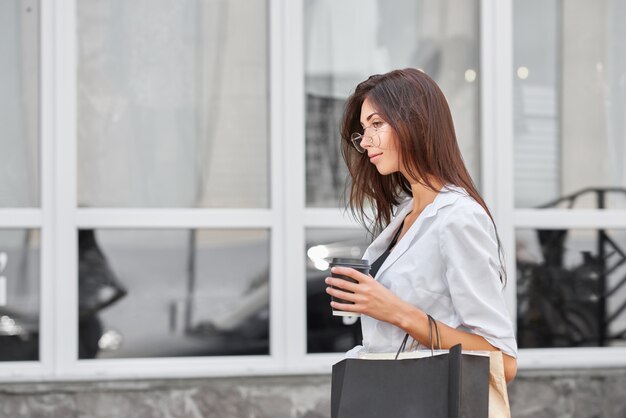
<box><xmin>325</xmin><ymin>68</ymin><xmax>518</xmax><ymax>382</ymax></box>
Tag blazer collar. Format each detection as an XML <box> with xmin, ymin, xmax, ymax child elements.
<box><xmin>364</xmin><ymin>184</ymin><xmax>466</xmax><ymax>279</ymax></box>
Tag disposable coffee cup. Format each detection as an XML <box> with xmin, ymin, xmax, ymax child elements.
<box><xmin>329</xmin><ymin>257</ymin><xmax>370</xmax><ymax>317</ymax></box>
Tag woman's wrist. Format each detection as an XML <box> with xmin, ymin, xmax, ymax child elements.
<box><xmin>394</xmin><ymin>301</ymin><xmax>428</xmax><ymax>336</ymax></box>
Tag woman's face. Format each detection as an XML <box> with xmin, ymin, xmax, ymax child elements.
<box><xmin>359</xmin><ymin>97</ymin><xmax>402</xmax><ymax>176</ymax></box>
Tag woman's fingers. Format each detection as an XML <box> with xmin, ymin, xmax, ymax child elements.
<box><xmin>330</xmin><ymin>300</ymin><xmax>360</xmax><ymax>313</ymax></box>
<box><xmin>325</xmin><ymin>269</ymin><xmax>403</xmax><ymax>322</ymax></box>
<box><xmin>324</xmin><ymin>267</ymin><xmax>382</xmax><ymax>315</ymax></box>
<box><xmin>324</xmin><ymin>276</ymin><xmax>360</xmax><ymax>293</ymax></box>
<box><xmin>329</xmin><ymin>266</ymin><xmax>370</xmax><ymax>283</ymax></box>
<box><xmin>325</xmin><ymin>285</ymin><xmax>359</xmax><ymax>303</ymax></box>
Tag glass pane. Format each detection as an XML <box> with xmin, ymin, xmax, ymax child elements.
<box><xmin>306</xmin><ymin>228</ymin><xmax>371</xmax><ymax>353</ymax></box>
<box><xmin>0</xmin><ymin>1</ymin><xmax>40</xmax><ymax>208</ymax></box>
<box><xmin>516</xmin><ymin>228</ymin><xmax>626</xmax><ymax>348</ymax></box>
<box><xmin>78</xmin><ymin>229</ymin><xmax>270</xmax><ymax>359</ymax></box>
<box><xmin>304</xmin><ymin>0</ymin><xmax>481</xmax><ymax>207</ymax></box>
<box><xmin>514</xmin><ymin>0</ymin><xmax>626</xmax><ymax>208</ymax></box>
<box><xmin>0</xmin><ymin>230</ymin><xmax>40</xmax><ymax>361</ymax></box>
<box><xmin>76</xmin><ymin>0</ymin><xmax>269</xmax><ymax>208</ymax></box>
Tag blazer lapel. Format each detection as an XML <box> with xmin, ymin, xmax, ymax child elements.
<box><xmin>362</xmin><ymin>200</ymin><xmax>413</xmax><ymax>267</ymax></box>
<box><xmin>372</xmin><ymin>186</ymin><xmax>463</xmax><ymax>279</ymax></box>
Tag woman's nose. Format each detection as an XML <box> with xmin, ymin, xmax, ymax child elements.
<box><xmin>360</xmin><ymin>135</ymin><xmax>372</xmax><ymax>149</ymax></box>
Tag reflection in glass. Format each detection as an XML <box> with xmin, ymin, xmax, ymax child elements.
<box><xmin>76</xmin><ymin>0</ymin><xmax>269</xmax><ymax>208</ymax></box>
<box><xmin>0</xmin><ymin>1</ymin><xmax>40</xmax><ymax>208</ymax></box>
<box><xmin>514</xmin><ymin>0</ymin><xmax>626</xmax><ymax>208</ymax></box>
<box><xmin>516</xmin><ymin>228</ymin><xmax>626</xmax><ymax>348</ymax></box>
<box><xmin>304</xmin><ymin>0</ymin><xmax>481</xmax><ymax>207</ymax></box>
<box><xmin>79</xmin><ymin>229</ymin><xmax>270</xmax><ymax>359</ymax></box>
<box><xmin>306</xmin><ymin>228</ymin><xmax>371</xmax><ymax>353</ymax></box>
<box><xmin>0</xmin><ymin>230</ymin><xmax>40</xmax><ymax>361</ymax></box>
<box><xmin>78</xmin><ymin>229</ymin><xmax>128</xmax><ymax>359</ymax></box>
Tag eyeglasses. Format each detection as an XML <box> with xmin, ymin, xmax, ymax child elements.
<box><xmin>350</xmin><ymin>122</ymin><xmax>388</xmax><ymax>153</ymax></box>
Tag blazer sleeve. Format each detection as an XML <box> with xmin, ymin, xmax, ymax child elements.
<box><xmin>439</xmin><ymin>202</ymin><xmax>518</xmax><ymax>358</ymax></box>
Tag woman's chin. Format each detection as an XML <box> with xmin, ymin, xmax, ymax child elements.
<box><xmin>375</xmin><ymin>166</ymin><xmax>395</xmax><ymax>176</ymax></box>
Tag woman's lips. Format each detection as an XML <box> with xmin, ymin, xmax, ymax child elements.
<box><xmin>369</xmin><ymin>153</ymin><xmax>382</xmax><ymax>162</ymax></box>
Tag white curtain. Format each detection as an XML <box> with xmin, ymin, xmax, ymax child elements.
<box><xmin>561</xmin><ymin>0</ymin><xmax>626</xmax><ymax>209</ymax></box>
<box><xmin>0</xmin><ymin>0</ymin><xmax>39</xmax><ymax>208</ymax></box>
<box><xmin>77</xmin><ymin>0</ymin><xmax>268</xmax><ymax>208</ymax></box>
<box><xmin>607</xmin><ymin>0</ymin><xmax>626</xmax><ymax>202</ymax></box>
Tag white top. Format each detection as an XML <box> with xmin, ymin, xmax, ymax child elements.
<box><xmin>348</xmin><ymin>184</ymin><xmax>518</xmax><ymax>358</ymax></box>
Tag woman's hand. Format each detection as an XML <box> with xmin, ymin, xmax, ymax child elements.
<box><xmin>327</xmin><ymin>267</ymin><xmax>519</xmax><ymax>382</ymax></box>
<box><xmin>325</xmin><ymin>266</ymin><xmax>408</xmax><ymax>325</ymax></box>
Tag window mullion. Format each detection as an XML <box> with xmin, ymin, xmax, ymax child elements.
<box><xmin>268</xmin><ymin>0</ymin><xmax>286</xmax><ymax>366</ymax></box>
<box><xmin>283</xmin><ymin>0</ymin><xmax>307</xmax><ymax>368</ymax></box>
<box><xmin>52</xmin><ymin>0</ymin><xmax>78</xmax><ymax>378</ymax></box>
<box><xmin>515</xmin><ymin>209</ymin><xmax>626</xmax><ymax>229</ymax></box>
<box><xmin>482</xmin><ymin>0</ymin><xmax>516</xmax><ymax>317</ymax></box>
<box><xmin>39</xmin><ymin>0</ymin><xmax>56</xmax><ymax>377</ymax></box>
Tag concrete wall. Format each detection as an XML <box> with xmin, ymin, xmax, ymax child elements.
<box><xmin>1</xmin><ymin>370</ymin><xmax>626</xmax><ymax>418</ymax></box>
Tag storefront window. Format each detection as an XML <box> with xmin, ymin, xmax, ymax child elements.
<box><xmin>514</xmin><ymin>0</ymin><xmax>626</xmax><ymax>209</ymax></box>
<box><xmin>78</xmin><ymin>229</ymin><xmax>270</xmax><ymax>359</ymax></box>
<box><xmin>76</xmin><ymin>0</ymin><xmax>269</xmax><ymax>208</ymax></box>
<box><xmin>0</xmin><ymin>230</ymin><xmax>40</xmax><ymax>361</ymax></box>
<box><xmin>516</xmin><ymin>227</ymin><xmax>626</xmax><ymax>348</ymax></box>
<box><xmin>0</xmin><ymin>0</ymin><xmax>39</xmax><ymax>208</ymax></box>
<box><xmin>304</xmin><ymin>0</ymin><xmax>481</xmax><ymax>207</ymax></box>
<box><xmin>305</xmin><ymin>228</ymin><xmax>370</xmax><ymax>353</ymax></box>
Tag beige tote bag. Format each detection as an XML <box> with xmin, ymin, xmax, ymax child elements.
<box><xmin>488</xmin><ymin>351</ymin><xmax>511</xmax><ymax>418</ymax></box>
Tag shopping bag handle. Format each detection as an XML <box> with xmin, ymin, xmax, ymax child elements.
<box><xmin>428</xmin><ymin>314</ymin><xmax>442</xmax><ymax>354</ymax></box>
<box><xmin>394</xmin><ymin>314</ymin><xmax>441</xmax><ymax>359</ymax></box>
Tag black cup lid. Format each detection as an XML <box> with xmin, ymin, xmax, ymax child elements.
<box><xmin>329</xmin><ymin>257</ymin><xmax>370</xmax><ymax>267</ymax></box>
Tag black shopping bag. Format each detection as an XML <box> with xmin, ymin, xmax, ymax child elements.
<box><xmin>331</xmin><ymin>344</ymin><xmax>489</xmax><ymax>418</ymax></box>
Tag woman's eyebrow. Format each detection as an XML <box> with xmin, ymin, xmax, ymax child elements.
<box><xmin>360</xmin><ymin>112</ymin><xmax>381</xmax><ymax>126</ymax></box>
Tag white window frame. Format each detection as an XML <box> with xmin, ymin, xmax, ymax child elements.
<box><xmin>0</xmin><ymin>0</ymin><xmax>54</xmax><ymax>380</ymax></box>
<box><xmin>48</xmin><ymin>0</ymin><xmax>289</xmax><ymax>381</ymax></box>
<box><xmin>482</xmin><ymin>0</ymin><xmax>626</xmax><ymax>370</ymax></box>
<box><xmin>2</xmin><ymin>0</ymin><xmax>626</xmax><ymax>383</ymax></box>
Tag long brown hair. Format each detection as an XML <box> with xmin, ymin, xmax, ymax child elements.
<box><xmin>340</xmin><ymin>68</ymin><xmax>506</xmax><ymax>281</ymax></box>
